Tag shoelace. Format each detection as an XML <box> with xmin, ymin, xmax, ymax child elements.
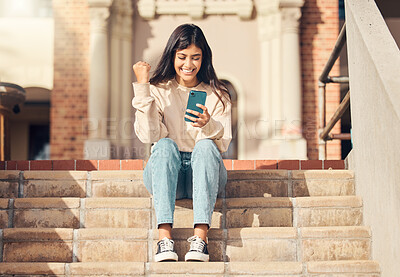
<box><xmin>187</xmin><ymin>235</ymin><xmax>206</xmax><ymax>251</ymax></box>
<box><xmin>159</xmin><ymin>238</ymin><xmax>174</xmax><ymax>252</ymax></box>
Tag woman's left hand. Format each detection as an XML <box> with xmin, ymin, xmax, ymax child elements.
<box><xmin>185</xmin><ymin>104</ymin><xmax>210</xmax><ymax>128</ymax></box>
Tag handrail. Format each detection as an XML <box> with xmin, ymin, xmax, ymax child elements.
<box><xmin>326</xmin><ymin>76</ymin><xmax>349</xmax><ymax>83</ymax></box>
<box><xmin>319</xmin><ymin>23</ymin><xmax>347</xmax><ymax>83</ymax></box>
<box><xmin>318</xmin><ymin>23</ymin><xmax>351</xmax><ymax>159</ymax></box>
<box><xmin>0</xmin><ymin>82</ymin><xmax>26</xmax><ymax>94</ymax></box>
<box><xmin>320</xmin><ymin>90</ymin><xmax>350</xmax><ymax>141</ymax></box>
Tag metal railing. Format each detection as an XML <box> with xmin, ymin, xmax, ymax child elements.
<box><xmin>318</xmin><ymin>23</ymin><xmax>351</xmax><ymax>159</ymax></box>
<box><xmin>0</xmin><ymin>82</ymin><xmax>26</xmax><ymax>93</ymax></box>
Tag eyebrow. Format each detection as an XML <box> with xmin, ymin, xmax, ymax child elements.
<box><xmin>177</xmin><ymin>53</ymin><xmax>202</xmax><ymax>57</ymax></box>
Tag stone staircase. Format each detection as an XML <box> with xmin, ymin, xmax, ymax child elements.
<box><xmin>0</xmin><ymin>169</ymin><xmax>380</xmax><ymax>276</ymax></box>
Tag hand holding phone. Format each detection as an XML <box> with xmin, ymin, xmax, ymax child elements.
<box><xmin>184</xmin><ymin>90</ymin><xmax>210</xmax><ymax>127</ymax></box>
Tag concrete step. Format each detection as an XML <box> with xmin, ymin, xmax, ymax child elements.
<box><xmin>2</xmin><ymin>228</ymin><xmax>74</xmax><ymax>262</ymax></box>
<box><xmin>0</xmin><ymin>199</ymin><xmax>9</xmax><ymax>229</ymax></box>
<box><xmin>162</xmin><ymin>226</ymin><xmax>371</xmax><ymax>263</ymax></box>
<box><xmin>5</xmin><ymin>197</ymin><xmax>152</xmax><ymax>229</ymax></box>
<box><xmin>0</xmin><ymin>261</ymin><xmax>380</xmax><ymax>276</ymax></box>
<box><xmin>12</xmin><ymin>198</ymin><xmax>81</xmax><ymax>229</ymax></box>
<box><xmin>146</xmin><ymin>261</ymin><xmax>302</xmax><ymax>276</ymax></box>
<box><xmin>76</xmin><ymin>228</ymin><xmax>148</xmax><ymax>263</ymax></box>
<box><xmin>0</xmin><ymin>171</ymin><xmax>88</xmax><ymax>198</ymax></box>
<box><xmin>0</xmin><ymin>226</ymin><xmax>371</xmax><ymax>263</ymax></box>
<box><xmin>300</xmin><ymin>226</ymin><xmax>371</xmax><ymax>261</ymax></box>
<box><xmin>153</xmin><ymin>227</ymin><xmax>298</xmax><ymax>262</ymax></box>
<box><xmin>0</xmin><ymin>262</ymin><xmax>67</xmax><ymax>276</ymax></box>
<box><xmin>226</xmin><ymin>196</ymin><xmax>362</xmax><ymax>228</ymax></box>
<box><xmin>1</xmin><ymin>228</ymin><xmax>148</xmax><ymax>263</ymax></box>
<box><xmin>173</xmin><ymin>197</ymin><xmax>293</xmax><ymax>229</ymax></box>
<box><xmin>0</xmin><ymin>196</ymin><xmax>363</xmax><ymax>229</ymax></box>
<box><xmin>293</xmin><ymin>196</ymin><xmax>363</xmax><ymax>227</ymax></box>
<box><xmin>290</xmin><ymin>170</ymin><xmax>355</xmax><ymax>197</ymax></box>
<box><xmin>0</xmin><ymin>170</ymin><xmax>355</xmax><ymax>198</ymax></box>
<box><xmin>0</xmin><ymin>171</ymin><xmax>19</xmax><ymax>199</ymax></box>
<box><xmin>305</xmin><ymin>260</ymin><xmax>380</xmax><ymax>276</ymax></box>
<box><xmin>0</xmin><ymin>170</ymin><xmax>379</xmax><ymax>276</ymax></box>
<box><xmin>227</xmin><ymin>170</ymin><xmax>355</xmax><ymax>198</ymax></box>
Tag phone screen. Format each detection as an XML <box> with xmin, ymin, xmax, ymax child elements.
<box><xmin>185</xmin><ymin>90</ymin><xmax>207</xmax><ymax>123</ymax></box>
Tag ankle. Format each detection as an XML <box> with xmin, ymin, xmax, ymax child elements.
<box><xmin>194</xmin><ymin>224</ymin><xmax>208</xmax><ymax>242</ymax></box>
<box><xmin>158</xmin><ymin>223</ymin><xmax>172</xmax><ymax>241</ymax></box>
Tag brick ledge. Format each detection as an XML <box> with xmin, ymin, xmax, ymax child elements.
<box><xmin>0</xmin><ymin>160</ymin><xmax>345</xmax><ymax>171</ymax></box>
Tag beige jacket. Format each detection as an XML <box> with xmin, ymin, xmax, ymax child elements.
<box><xmin>132</xmin><ymin>78</ymin><xmax>232</xmax><ymax>153</ymax></box>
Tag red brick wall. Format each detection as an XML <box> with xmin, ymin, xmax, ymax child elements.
<box><xmin>301</xmin><ymin>0</ymin><xmax>341</xmax><ymax>159</ymax></box>
<box><xmin>1</xmin><ymin>159</ymin><xmax>346</xmax><ymax>171</ymax></box>
<box><xmin>51</xmin><ymin>0</ymin><xmax>90</xmax><ymax>159</ymax></box>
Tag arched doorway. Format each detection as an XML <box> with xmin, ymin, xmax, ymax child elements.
<box><xmin>10</xmin><ymin>87</ymin><xmax>50</xmax><ymax>160</ymax></box>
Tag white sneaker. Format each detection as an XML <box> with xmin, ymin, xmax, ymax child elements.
<box><xmin>184</xmin><ymin>235</ymin><xmax>209</xmax><ymax>262</ymax></box>
<box><xmin>155</xmin><ymin>237</ymin><xmax>178</xmax><ymax>262</ymax></box>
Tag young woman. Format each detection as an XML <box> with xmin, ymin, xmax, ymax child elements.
<box><xmin>132</xmin><ymin>23</ymin><xmax>231</xmax><ymax>262</ymax></box>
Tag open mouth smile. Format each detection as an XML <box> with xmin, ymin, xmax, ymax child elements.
<box><xmin>181</xmin><ymin>68</ymin><xmax>195</xmax><ymax>74</ymax></box>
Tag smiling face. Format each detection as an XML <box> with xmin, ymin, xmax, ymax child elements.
<box><xmin>174</xmin><ymin>44</ymin><xmax>203</xmax><ymax>87</ymax></box>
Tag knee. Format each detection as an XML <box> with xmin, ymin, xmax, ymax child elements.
<box><xmin>154</xmin><ymin>138</ymin><xmax>178</xmax><ymax>149</ymax></box>
<box><xmin>152</xmin><ymin>138</ymin><xmax>179</xmax><ymax>158</ymax></box>
<box><xmin>192</xmin><ymin>139</ymin><xmax>219</xmax><ymax>157</ymax></box>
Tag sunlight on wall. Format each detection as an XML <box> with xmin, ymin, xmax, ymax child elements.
<box><xmin>0</xmin><ymin>16</ymin><xmax>54</xmax><ymax>89</ymax></box>
<box><xmin>0</xmin><ymin>0</ymin><xmax>52</xmax><ymax>18</ymax></box>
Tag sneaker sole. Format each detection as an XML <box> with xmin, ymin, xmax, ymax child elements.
<box><xmin>155</xmin><ymin>251</ymin><xmax>178</xmax><ymax>262</ymax></box>
<box><xmin>185</xmin><ymin>251</ymin><xmax>209</xmax><ymax>262</ymax></box>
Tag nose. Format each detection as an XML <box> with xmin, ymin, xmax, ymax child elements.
<box><xmin>184</xmin><ymin>58</ymin><xmax>193</xmax><ymax>68</ymax></box>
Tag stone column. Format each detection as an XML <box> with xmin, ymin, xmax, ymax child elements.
<box><xmin>278</xmin><ymin>3</ymin><xmax>307</xmax><ymax>159</ymax></box>
<box><xmin>256</xmin><ymin>0</ymin><xmax>280</xmax><ymax>140</ymax></box>
<box><xmin>110</xmin><ymin>6</ymin><xmax>122</xmax><ymax>149</ymax></box>
<box><xmin>85</xmin><ymin>0</ymin><xmax>113</xmax><ymax>159</ymax></box>
<box><xmin>281</xmin><ymin>6</ymin><xmax>303</xmax><ymax>138</ymax></box>
<box><xmin>120</xmin><ymin>3</ymin><xmax>134</xmax><ymax>158</ymax></box>
<box><xmin>256</xmin><ymin>0</ymin><xmax>306</xmax><ymax>159</ymax></box>
<box><xmin>109</xmin><ymin>0</ymin><xmax>133</xmax><ymax>158</ymax></box>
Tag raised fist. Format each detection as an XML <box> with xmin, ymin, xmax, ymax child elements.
<box><xmin>133</xmin><ymin>61</ymin><xmax>151</xmax><ymax>84</ymax></box>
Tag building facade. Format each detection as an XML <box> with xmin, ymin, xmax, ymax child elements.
<box><xmin>3</xmin><ymin>0</ymin><xmax>352</xmax><ymax>160</ymax></box>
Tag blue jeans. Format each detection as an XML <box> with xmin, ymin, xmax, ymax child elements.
<box><xmin>143</xmin><ymin>138</ymin><xmax>227</xmax><ymax>228</ymax></box>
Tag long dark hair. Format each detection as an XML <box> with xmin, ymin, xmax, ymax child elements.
<box><xmin>150</xmin><ymin>24</ymin><xmax>230</xmax><ymax>110</ymax></box>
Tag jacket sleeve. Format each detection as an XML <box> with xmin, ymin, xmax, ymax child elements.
<box><xmin>195</xmin><ymin>98</ymin><xmax>232</xmax><ymax>153</ymax></box>
<box><xmin>131</xmin><ymin>82</ymin><xmax>168</xmax><ymax>143</ymax></box>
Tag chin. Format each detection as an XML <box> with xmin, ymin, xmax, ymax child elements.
<box><xmin>183</xmin><ymin>77</ymin><xmax>196</xmax><ymax>82</ymax></box>
<box><xmin>177</xmin><ymin>75</ymin><xmax>195</xmax><ymax>84</ymax></box>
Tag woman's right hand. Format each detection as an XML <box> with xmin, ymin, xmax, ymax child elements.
<box><xmin>133</xmin><ymin>61</ymin><xmax>151</xmax><ymax>84</ymax></box>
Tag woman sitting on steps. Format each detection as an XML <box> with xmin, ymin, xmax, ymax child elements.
<box><xmin>132</xmin><ymin>23</ymin><xmax>232</xmax><ymax>262</ymax></box>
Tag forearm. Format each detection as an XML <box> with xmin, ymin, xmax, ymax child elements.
<box><xmin>132</xmin><ymin>83</ymin><xmax>168</xmax><ymax>143</ymax></box>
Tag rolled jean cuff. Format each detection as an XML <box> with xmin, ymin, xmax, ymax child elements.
<box><xmin>157</xmin><ymin>219</ymin><xmax>174</xmax><ymax>228</ymax></box>
<box><xmin>193</xmin><ymin>219</ymin><xmax>211</xmax><ymax>228</ymax></box>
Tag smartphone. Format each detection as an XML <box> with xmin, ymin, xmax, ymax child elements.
<box><xmin>185</xmin><ymin>90</ymin><xmax>207</xmax><ymax>123</ymax></box>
